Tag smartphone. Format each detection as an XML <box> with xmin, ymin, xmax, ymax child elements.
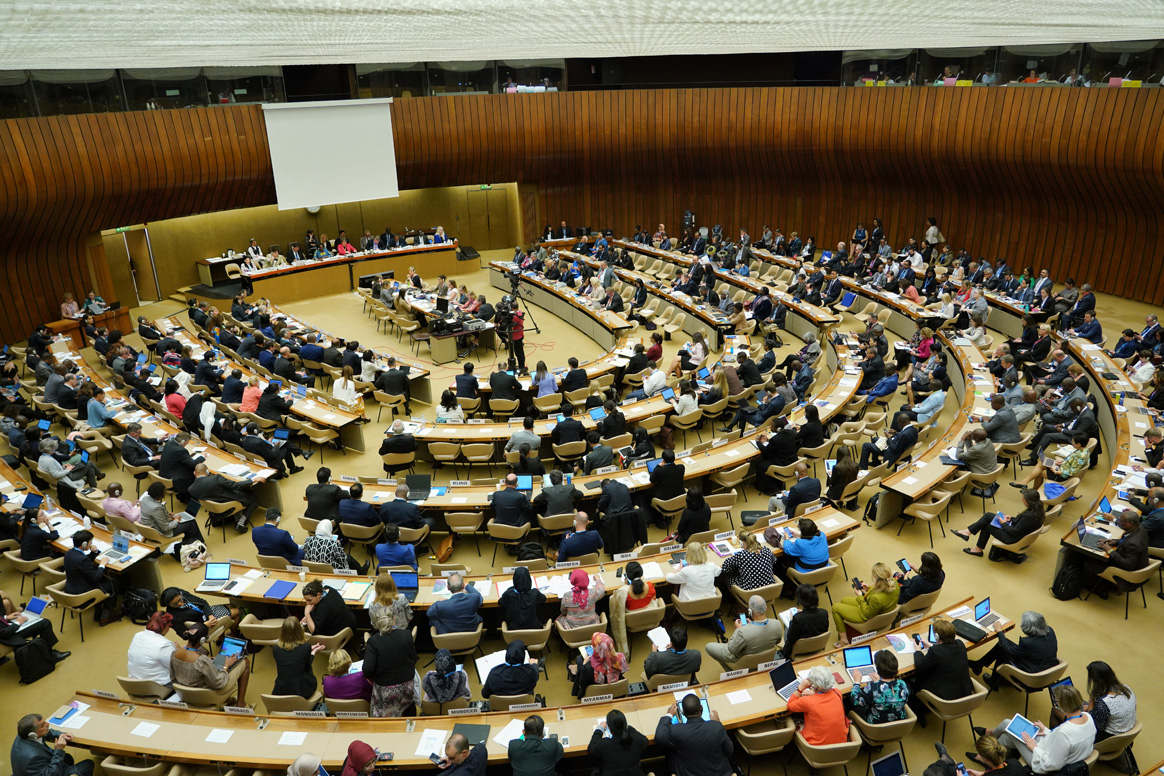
<box><xmin>956</xmin><ymin>763</ymin><xmax>968</xmax><ymax>776</ymax></box>
<box><xmin>376</xmin><ymin>754</ymin><xmax>393</xmax><ymax>762</ymax></box>
<box><xmin>851</xmin><ymin>577</ymin><xmax>862</xmax><ymax>589</ymax></box>
<box><xmin>912</xmin><ymin>633</ymin><xmax>923</xmax><ymax>646</ymax></box>
<box><xmin>561</xmin><ymin>736</ymin><xmax>570</xmax><ymax>747</ymax></box>
<box><xmin>615</xmin><ymin>567</ymin><xmax>624</xmax><ymax>578</ymax></box>
<box><xmin>428</xmin><ymin>754</ymin><xmax>443</xmax><ymax>766</ymax></box>
<box><xmin>739</xmin><ymin>613</ymin><xmax>748</xmax><ymax>625</ymax></box>
<box><xmin>896</xmin><ymin>559</ymin><xmax>911</xmax><ymax>574</ymax></box>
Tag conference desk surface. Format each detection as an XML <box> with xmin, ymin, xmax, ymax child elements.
<box><xmin>202</xmin><ymin>508</ymin><xmax>860</xmax><ymax>610</ymax></box>
<box><xmin>57</xmin><ymin>597</ymin><xmax>1011</xmax><ymax>769</ymax></box>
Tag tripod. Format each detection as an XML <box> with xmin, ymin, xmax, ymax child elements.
<box><xmin>508</xmin><ymin>274</ymin><xmax>541</xmax><ymax>333</ymax></box>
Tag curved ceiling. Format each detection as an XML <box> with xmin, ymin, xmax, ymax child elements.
<box><xmin>2</xmin><ymin>1</ymin><xmax>1163</xmax><ymax>69</ymax></box>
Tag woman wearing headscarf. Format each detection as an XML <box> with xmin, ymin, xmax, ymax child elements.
<box><xmin>481</xmin><ymin>639</ymin><xmax>540</xmax><ymax>698</ymax></box>
<box><xmin>556</xmin><ymin>569</ymin><xmax>605</xmax><ymax>629</ymax></box>
<box><xmin>421</xmin><ymin>648</ymin><xmax>471</xmax><ymax>704</ymax></box>
<box><xmin>499</xmin><ymin>566</ymin><xmax>546</xmax><ymax>631</ymax></box>
<box><xmin>339</xmin><ymin>741</ymin><xmax>377</xmax><ymax>776</ymax></box>
<box><xmin>302</xmin><ymin>519</ymin><xmax>368</xmax><ymax>574</ymax></box>
<box><xmin>287</xmin><ymin>754</ymin><xmax>322</xmax><ymax>776</ymax></box>
<box><xmin>570</xmin><ymin>632</ymin><xmax>628</xmax><ymax>697</ymax></box>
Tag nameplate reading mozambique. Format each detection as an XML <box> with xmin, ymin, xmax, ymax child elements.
<box><xmin>660</xmin><ymin>544</ymin><xmax>681</xmax><ymax>553</ymax></box>
<box><xmin>510</xmin><ymin>703</ymin><xmax>542</xmax><ymax>711</ymax></box>
<box><xmin>286</xmin><ymin>565</ymin><xmax>307</xmax><ymax>572</ymax></box>
<box><xmin>714</xmin><ymin>531</ymin><xmax>735</xmax><ymax>540</ymax></box>
<box><xmin>158</xmin><ymin>700</ymin><xmax>189</xmax><ymax>709</ymax></box>
<box><xmin>91</xmin><ymin>689</ymin><xmax>119</xmax><ymax>699</ymax></box>
<box><xmin>658</xmin><ymin>681</ymin><xmax>689</xmax><ymax>692</ymax></box>
<box><xmin>581</xmin><ymin>694</ymin><xmax>613</xmax><ymax>704</ymax></box>
<box><xmin>292</xmin><ymin>710</ymin><xmax>326</xmax><ymax>718</ymax></box>
<box><xmin>334</xmin><ymin>712</ymin><xmax>369</xmax><ymax>718</ymax></box>
<box><xmin>334</xmin><ymin>568</ymin><xmax>357</xmax><ymax>576</ymax></box>
<box><xmin>899</xmin><ymin>614</ymin><xmax>924</xmax><ymax>627</ymax></box>
<box><xmin>757</xmin><ymin>660</ymin><xmax>780</xmax><ymax>671</ymax></box>
<box><xmin>719</xmin><ymin>669</ymin><xmax>749</xmax><ymax>680</ymax></box>
<box><xmin>224</xmin><ymin>706</ymin><xmax>256</xmax><ymax>715</ymax></box>
<box><xmin>851</xmin><ymin>631</ymin><xmax>878</xmax><ymax>644</ymax></box>
<box><xmin>340</xmin><ymin>475</ymin><xmax>358</xmax><ymax>482</ymax></box>
<box><xmin>226</xmin><ymin>558</ymin><xmax>248</xmax><ymax>566</ymax></box>
<box><xmin>613</xmin><ymin>552</ymin><xmax>635</xmax><ymax>561</ymax></box>
<box><xmin>447</xmin><ymin>707</ymin><xmax>478</xmax><ymax>716</ymax></box>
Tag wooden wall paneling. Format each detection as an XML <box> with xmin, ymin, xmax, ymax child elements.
<box><xmin>1138</xmin><ymin>93</ymin><xmax>1164</xmax><ymax>304</ymax></box>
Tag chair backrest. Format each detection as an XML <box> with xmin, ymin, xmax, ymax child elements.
<box><xmin>555</xmin><ymin>613</ymin><xmax>608</xmax><ymax>647</ymax></box>
<box><xmin>116</xmin><ymin>676</ymin><xmax>173</xmax><ymax>702</ymax></box>
<box><xmin>501</xmin><ymin>619</ymin><xmax>554</xmax><ymax>650</ymax></box>
<box><xmin>261</xmin><ymin>693</ymin><xmax>318</xmax><ymax>713</ymax></box>
<box><xmin>624</xmin><ymin>598</ymin><xmax>666</xmax><ymax>631</ymax></box>
<box><xmin>898</xmin><ymin>587</ymin><xmax>941</xmax><ymax>617</ymax></box>
<box><xmin>786</xmin><ymin>629</ymin><xmax>832</xmax><ymax>658</ymax></box>
<box><xmin>430</xmin><ymin>623</ymin><xmax>484</xmax><ymax>652</ymax></box>
<box><xmin>673</xmin><ymin>593</ymin><xmax>722</xmax><ymax>619</ymax></box>
<box><xmin>583</xmin><ymin>677</ymin><xmax>628</xmax><ymax>699</ymax></box>
<box><xmin>488</xmin><ymin>693</ymin><xmax>535</xmax><ymax>711</ymax></box>
<box><xmin>487</xmin><ymin>519</ymin><xmax>530</xmax><ymax>542</ymax></box>
<box><xmin>849</xmin><ymin>604</ymin><xmax>901</xmax><ymax>634</ymax></box>
<box><xmin>734</xmin><ymin>645</ymin><xmax>780</xmax><ymax>671</ymax></box>
<box><xmin>172</xmin><ymin>682</ymin><xmax>230</xmax><ymax>710</ymax></box>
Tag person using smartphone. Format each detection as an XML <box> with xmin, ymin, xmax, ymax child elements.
<box><xmin>434</xmin><ymin>734</ymin><xmax>487</xmax><ymax>775</ymax></box>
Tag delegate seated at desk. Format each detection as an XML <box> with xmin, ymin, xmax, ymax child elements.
<box><xmin>11</xmin><ymin>713</ymin><xmax>93</xmax><ymax>776</ymax></box>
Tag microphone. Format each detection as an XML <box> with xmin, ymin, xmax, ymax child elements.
<box><xmin>975</xmin><ymin>73</ymin><xmax>982</xmax><ymax>82</ymax></box>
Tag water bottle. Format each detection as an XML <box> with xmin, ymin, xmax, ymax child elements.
<box><xmin>82</xmin><ymin>515</ymin><xmax>91</xmax><ymax>529</ymax></box>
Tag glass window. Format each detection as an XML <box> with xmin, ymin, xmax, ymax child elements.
<box><xmin>498</xmin><ymin>60</ymin><xmax>565</xmax><ymax>92</ymax></box>
<box><xmin>1082</xmin><ymin>41</ymin><xmax>1162</xmax><ymax>86</ymax></box>
<box><xmin>428</xmin><ymin>61</ymin><xmax>494</xmax><ymax>95</ymax></box>
<box><xmin>121</xmin><ymin>68</ymin><xmax>206</xmax><ymax>109</ymax></box>
<box><xmin>204</xmin><ymin>66</ymin><xmax>284</xmax><ymax>105</ymax></box>
<box><xmin>355</xmin><ymin>64</ymin><xmax>426</xmax><ymax>99</ymax></box>
<box><xmin>0</xmin><ymin>71</ymin><xmax>35</xmax><ymax>119</ymax></box>
<box><xmin>920</xmin><ymin>48</ymin><xmax>999</xmax><ymax>85</ymax></box>
<box><xmin>841</xmin><ymin>50</ymin><xmax>918</xmax><ymax>86</ymax></box>
<box><xmin>999</xmin><ymin>45</ymin><xmax>1083</xmax><ymax>85</ymax></box>
<box><xmin>29</xmin><ymin>70</ymin><xmax>122</xmax><ymax>114</ymax></box>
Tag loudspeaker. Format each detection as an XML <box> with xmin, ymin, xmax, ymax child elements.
<box><xmin>458</xmin><ymin>246</ymin><xmax>480</xmax><ymax>261</ymax></box>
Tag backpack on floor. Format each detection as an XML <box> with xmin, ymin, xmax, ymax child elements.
<box><xmin>122</xmin><ymin>588</ymin><xmax>158</xmax><ymax>624</ymax></box>
<box><xmin>516</xmin><ymin>542</ymin><xmax>545</xmax><ymax>561</ymax></box>
<box><xmin>1051</xmin><ymin>563</ymin><xmax>1083</xmax><ymax>600</ymax></box>
<box><xmin>862</xmin><ymin>493</ymin><xmax>880</xmax><ymax>525</ymax></box>
<box><xmin>15</xmin><ymin>638</ymin><xmax>55</xmax><ymax>684</ymax></box>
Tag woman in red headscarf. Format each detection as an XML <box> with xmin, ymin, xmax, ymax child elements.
<box><xmin>570</xmin><ymin>632</ymin><xmax>628</xmax><ymax>697</ymax></box>
<box><xmin>556</xmin><ymin>568</ymin><xmax>605</xmax><ymax>630</ymax></box>
<box><xmin>339</xmin><ymin>741</ymin><xmax>377</xmax><ymax>776</ymax></box>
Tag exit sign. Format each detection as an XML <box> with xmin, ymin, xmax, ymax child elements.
<box><xmin>479</xmin><ymin>184</ymin><xmax>492</xmax><ymax>190</ymax></box>
<box><xmin>114</xmin><ymin>227</ymin><xmax>131</xmax><ymax>233</ymax></box>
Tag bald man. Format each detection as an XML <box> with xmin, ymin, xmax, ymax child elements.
<box><xmin>187</xmin><ymin>462</ymin><xmax>266</xmax><ymax>532</ymax></box>
<box><xmin>772</xmin><ymin>461</ymin><xmax>821</xmax><ymax>517</ymax></box>
<box><xmin>273</xmin><ymin>346</ymin><xmax>312</xmax><ymax>386</ymax></box>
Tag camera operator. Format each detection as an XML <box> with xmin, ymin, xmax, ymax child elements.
<box><xmin>509</xmin><ymin>309</ymin><xmax>526</xmax><ymax>373</ymax></box>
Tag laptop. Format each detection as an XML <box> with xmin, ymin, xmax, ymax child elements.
<box><xmin>212</xmin><ymin>636</ymin><xmax>248</xmax><ymax>670</ymax></box>
<box><xmin>769</xmin><ymin>660</ymin><xmax>800</xmax><ymax>701</ymax></box>
<box><xmin>646</xmin><ymin>458</ymin><xmax>663</xmax><ymax>474</ymax></box>
<box><xmin>697</xmin><ymin>367</ymin><xmax>711</xmax><ymax>381</ymax></box>
<box><xmin>390</xmin><ymin>571</ymin><xmax>420</xmax><ymax>602</ymax></box>
<box><xmin>588</xmin><ymin>406</ymin><xmax>606</xmax><ymax>421</ymax></box>
<box><xmin>871</xmin><ymin>751</ymin><xmax>907</xmax><ymax>776</ymax></box>
<box><xmin>17</xmin><ymin>597</ymin><xmax>49</xmax><ymax>631</ymax></box>
<box><xmin>974</xmin><ymin>597</ymin><xmax>1001</xmax><ymax>629</ymax></box>
<box><xmin>405</xmin><ymin>474</ymin><xmax>431</xmax><ymax>501</ymax></box>
<box><xmin>1097</xmin><ymin>496</ymin><xmax>1112</xmax><ymax>515</ymax></box>
<box><xmin>98</xmin><ymin>534</ymin><xmax>132</xmax><ymax>564</ymax></box>
<box><xmin>516</xmin><ymin>475</ymin><xmax>533</xmax><ymax>494</ymax></box>
<box><xmin>273</xmin><ymin>428</ymin><xmax>291</xmax><ymax>442</ymax></box>
<box><xmin>296</xmin><ymin>385</ymin><xmax>307</xmax><ymax>398</ymax></box>
<box><xmin>1074</xmin><ymin>517</ymin><xmax>1105</xmax><ymax>550</ymax></box>
<box><xmin>660</xmin><ymin>387</ymin><xmax>676</xmax><ymax>401</ymax></box>
<box><xmin>843</xmin><ymin>645</ymin><xmax>878</xmax><ymax>683</ymax></box>
<box><xmin>198</xmin><ymin>562</ymin><xmax>233</xmax><ymax>592</ymax></box>
<box><xmin>1048</xmin><ymin>676</ymin><xmax>1074</xmax><ymax>708</ymax></box>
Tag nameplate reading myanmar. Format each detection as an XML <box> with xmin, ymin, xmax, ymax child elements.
<box><xmin>292</xmin><ymin>710</ymin><xmax>326</xmax><ymax>718</ymax></box>
<box><xmin>714</xmin><ymin>531</ymin><xmax>735</xmax><ymax>541</ymax></box>
<box><xmin>91</xmin><ymin>689</ymin><xmax>119</xmax><ymax>699</ymax></box>
<box><xmin>510</xmin><ymin>703</ymin><xmax>542</xmax><ymax>711</ymax></box>
<box><xmin>660</xmin><ymin>544</ymin><xmax>682</xmax><ymax>553</ymax></box>
<box><xmin>158</xmin><ymin>700</ymin><xmax>189</xmax><ymax>709</ymax></box>
<box><xmin>719</xmin><ymin>669</ymin><xmax>749</xmax><ymax>680</ymax></box>
<box><xmin>613</xmin><ymin>552</ymin><xmax>635</xmax><ymax>561</ymax></box>
<box><xmin>581</xmin><ymin>694</ymin><xmax>613</xmax><ymax>704</ymax></box>
<box><xmin>899</xmin><ymin>614</ymin><xmax>924</xmax><ymax>627</ymax></box>
<box><xmin>226</xmin><ymin>558</ymin><xmax>248</xmax><ymax>566</ymax></box>
<box><xmin>658</xmin><ymin>681</ymin><xmax>689</xmax><ymax>692</ymax></box>
<box><xmin>224</xmin><ymin>706</ymin><xmax>256</xmax><ymax>716</ymax></box>
<box><xmin>334</xmin><ymin>712</ymin><xmax>369</xmax><ymax>718</ymax></box>
<box><xmin>851</xmin><ymin>631</ymin><xmax>878</xmax><ymax>644</ymax></box>
<box><xmin>334</xmin><ymin>568</ymin><xmax>357</xmax><ymax>576</ymax></box>
<box><xmin>556</xmin><ymin>561</ymin><xmax>581</xmax><ymax>568</ymax></box>
<box><xmin>447</xmin><ymin>707</ymin><xmax>478</xmax><ymax>716</ymax></box>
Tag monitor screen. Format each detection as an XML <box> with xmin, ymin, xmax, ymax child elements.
<box><xmin>204</xmin><ymin>562</ymin><xmax>231</xmax><ymax>581</ymax></box>
<box><xmin>516</xmin><ymin>475</ymin><xmax>533</xmax><ymax>491</ymax></box>
<box><xmin>842</xmin><ymin>645</ymin><xmax>873</xmax><ymax>669</ymax></box>
<box><xmin>697</xmin><ymin>367</ymin><xmax>711</xmax><ymax>380</ymax></box>
<box><xmin>974</xmin><ymin>598</ymin><xmax>991</xmax><ymax>620</ymax></box>
<box><xmin>24</xmin><ymin>597</ymin><xmax>48</xmax><ymax>616</ymax></box>
<box><xmin>768</xmin><ymin>661</ymin><xmax>796</xmax><ymax>693</ymax></box>
<box><xmin>406</xmin><ymin>474</ymin><xmax>431</xmax><ymax>491</ymax></box>
<box><xmin>390</xmin><ymin>571</ymin><xmax>419</xmax><ymax>589</ymax></box>
<box><xmin>871</xmin><ymin>752</ymin><xmax>906</xmax><ymax>776</ymax></box>
<box><xmin>112</xmin><ymin>534</ymin><xmax>130</xmax><ymax>553</ymax></box>
<box><xmin>436</xmin><ymin>297</ymin><xmax>449</xmax><ymax>314</ymax></box>
<box><xmin>270</xmin><ymin>379</ymin><xmax>282</xmax><ymax>388</ymax></box>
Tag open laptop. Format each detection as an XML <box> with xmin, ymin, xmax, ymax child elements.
<box><xmin>646</xmin><ymin>458</ymin><xmax>663</xmax><ymax>474</ymax></box>
<box><xmin>390</xmin><ymin>571</ymin><xmax>420</xmax><ymax>602</ymax></box>
<box><xmin>1048</xmin><ymin>676</ymin><xmax>1074</xmax><ymax>708</ymax></box>
<box><xmin>871</xmin><ymin>751</ymin><xmax>907</xmax><ymax>776</ymax></box>
<box><xmin>212</xmin><ymin>636</ymin><xmax>248</xmax><ymax>670</ymax></box>
<box><xmin>588</xmin><ymin>406</ymin><xmax>606</xmax><ymax>422</ymax></box>
<box><xmin>17</xmin><ymin>597</ymin><xmax>49</xmax><ymax>631</ymax></box>
<box><xmin>273</xmin><ymin>428</ymin><xmax>291</xmax><ymax>443</ymax></box>
<box><xmin>974</xmin><ymin>597</ymin><xmax>1001</xmax><ymax>629</ymax></box>
<box><xmin>405</xmin><ymin>474</ymin><xmax>431</xmax><ymax>501</ymax></box>
<box><xmin>516</xmin><ymin>475</ymin><xmax>533</xmax><ymax>494</ymax></box>
<box><xmin>696</xmin><ymin>367</ymin><xmax>711</xmax><ymax>382</ymax></box>
<box><xmin>98</xmin><ymin>534</ymin><xmax>132</xmax><ymax>564</ymax></box>
<box><xmin>769</xmin><ymin>660</ymin><xmax>800</xmax><ymax>701</ymax></box>
<box><xmin>843</xmin><ymin>645</ymin><xmax>878</xmax><ymax>683</ymax></box>
<box><xmin>660</xmin><ymin>387</ymin><xmax>675</xmax><ymax>401</ymax></box>
<box><xmin>198</xmin><ymin>562</ymin><xmax>233</xmax><ymax>592</ymax></box>
<box><xmin>1074</xmin><ymin>517</ymin><xmax>1106</xmax><ymax>550</ymax></box>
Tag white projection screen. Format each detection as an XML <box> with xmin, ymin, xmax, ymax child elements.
<box><xmin>262</xmin><ymin>98</ymin><xmax>399</xmax><ymax>211</ymax></box>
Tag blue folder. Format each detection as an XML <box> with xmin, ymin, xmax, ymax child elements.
<box><xmin>264</xmin><ymin>580</ymin><xmax>296</xmax><ymax>600</ymax></box>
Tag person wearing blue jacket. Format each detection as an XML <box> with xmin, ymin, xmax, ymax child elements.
<box><xmin>427</xmin><ymin>573</ymin><xmax>483</xmax><ymax>635</ymax></box>
<box><xmin>251</xmin><ymin>509</ymin><xmax>302</xmax><ymax>565</ymax></box>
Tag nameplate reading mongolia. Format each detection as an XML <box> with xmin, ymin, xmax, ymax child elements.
<box><xmin>714</xmin><ymin>531</ymin><xmax>735</xmax><ymax>540</ymax></box>
<box><xmin>899</xmin><ymin>614</ymin><xmax>924</xmax><ymax>627</ymax></box>
<box><xmin>851</xmin><ymin>631</ymin><xmax>878</xmax><ymax>644</ymax></box>
<box><xmin>224</xmin><ymin>706</ymin><xmax>256</xmax><ymax>715</ymax></box>
<box><xmin>757</xmin><ymin>660</ymin><xmax>780</xmax><ymax>671</ymax></box>
<box><xmin>334</xmin><ymin>712</ymin><xmax>369</xmax><ymax>718</ymax></box>
<box><xmin>334</xmin><ymin>568</ymin><xmax>357</xmax><ymax>576</ymax></box>
<box><xmin>719</xmin><ymin>669</ymin><xmax>749</xmax><ymax>680</ymax></box>
<box><xmin>158</xmin><ymin>700</ymin><xmax>189</xmax><ymax>709</ymax></box>
<box><xmin>91</xmin><ymin>689</ymin><xmax>119</xmax><ymax>699</ymax></box>
<box><xmin>658</xmin><ymin>681</ymin><xmax>689</xmax><ymax>692</ymax></box>
<box><xmin>613</xmin><ymin>552</ymin><xmax>635</xmax><ymax>561</ymax></box>
<box><xmin>377</xmin><ymin>479</ymin><xmax>393</xmax><ymax>486</ymax></box>
<box><xmin>556</xmin><ymin>561</ymin><xmax>581</xmax><ymax>568</ymax></box>
<box><xmin>660</xmin><ymin>544</ymin><xmax>682</xmax><ymax>553</ymax></box>
<box><xmin>447</xmin><ymin>707</ymin><xmax>478</xmax><ymax>716</ymax></box>
<box><xmin>510</xmin><ymin>703</ymin><xmax>542</xmax><ymax>711</ymax></box>
<box><xmin>292</xmin><ymin>711</ymin><xmax>326</xmax><ymax>718</ymax></box>
<box><xmin>286</xmin><ymin>565</ymin><xmax>307</xmax><ymax>572</ymax></box>
<box><xmin>581</xmin><ymin>694</ymin><xmax>613</xmax><ymax>704</ymax></box>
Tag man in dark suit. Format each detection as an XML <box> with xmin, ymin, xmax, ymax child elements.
<box><xmin>490</xmin><ymin>364</ymin><xmax>521</xmax><ymax>401</ymax></box>
<box><xmin>192</xmin><ymin>352</ymin><xmax>223</xmax><ymax>395</ymax></box>
<box><xmin>1084</xmin><ymin>510</ymin><xmax>1148</xmax><ymax>598</ymax></box>
<box><xmin>624</xmin><ymin>344</ymin><xmax>648</xmax><ymax>379</ymax></box>
<box><xmin>121</xmin><ymin>423</ymin><xmax>160</xmax><ymax>468</ymax></box>
<box><xmin>338</xmin><ymin>482</ymin><xmax>381</xmax><ymax>527</ymax></box>
<box><xmin>598</xmin><ymin>401</ymin><xmax>626</xmax><ymax>438</ymax></box>
<box><xmin>550</xmin><ymin>413</ymin><xmax>584</xmax><ymax>446</ymax></box>
<box><xmin>776</xmin><ymin>463</ymin><xmax>822</xmax><ymax>516</ymax></box>
<box><xmin>556</xmin><ymin>221</ymin><xmax>574</xmax><ymax>239</ymax></box>
<box><xmin>597</xmin><ymin>477</ymin><xmax>634</xmax><ymax>516</ymax></box>
<box><xmin>858</xmin><ymin>343</ymin><xmax>885</xmax><ymax>391</ymax></box>
<box><xmin>859</xmin><ymin>412</ymin><xmax>918</xmax><ymax>469</ymax></box>
<box><xmin>735</xmin><ymin>353</ymin><xmax>762</xmax><ymax>388</ymax></box>
<box><xmin>0</xmin><ymin>605</ymin><xmax>68</xmax><ymax>662</ymax></box>
<box><xmin>374</xmin><ymin>357</ymin><xmax>411</xmax><ymax>415</ymax></box>
<box><xmin>655</xmin><ymin>693</ymin><xmax>734</xmax><ymax>776</ymax></box>
<box><xmin>756</xmin><ymin>340</ymin><xmax>776</xmax><ymax>374</ymax></box>
<box><xmin>909</xmin><ymin>620</ymin><xmax>973</xmax><ymax>714</ymax></box>
<box><xmin>240</xmin><ymin>423</ymin><xmax>305</xmax><ymax>479</ymax></box>
<box><xmin>158</xmin><ymin>432</ymin><xmax>205</xmax><ymax>498</ymax></box>
<box><xmin>561</xmin><ymin>358</ymin><xmax>588</xmax><ymax>392</ymax></box>
<box><xmin>455</xmin><ymin>363</ymin><xmax>479</xmax><ymax>398</ymax></box>
<box><xmin>427</xmin><ymin>573</ymin><xmax>483</xmax><ymax>635</ymax></box>
<box><xmin>379</xmin><ymin>420</ymin><xmax>418</xmax><ymax>476</ymax></box>
<box><xmin>221</xmin><ymin>369</ymin><xmax>246</xmax><ymax>404</ymax></box>
<box><xmin>821</xmin><ymin>271</ymin><xmax>844</xmax><ymax>306</ymax></box>
<box><xmin>297</xmin><ymin>334</ymin><xmax>325</xmax><ymax>367</ymax></box>
<box><xmin>1026</xmin><ymin>398</ymin><xmax>1096</xmax><ymax>463</ymax></box>
<box><xmin>251</xmin><ymin>509</ymin><xmax>302</xmax><ymax>564</ymax></box>
<box><xmin>647</xmin><ymin>450</ymin><xmax>686</xmax><ymax>526</ymax></box>
<box><xmin>188</xmin><ymin>463</ymin><xmax>265</xmax><ymax>531</ymax></box>
<box><xmin>1032</xmin><ymin>350</ymin><xmax>1071</xmax><ymax>386</ymax></box>
<box><xmin>581</xmin><ymin>431</ymin><xmax>613</xmax><ymax>475</ymax></box>
<box><xmin>381</xmin><ymin>482</ymin><xmax>432</xmax><ymax>529</ymax></box>
<box><xmin>644</xmin><ymin>627</ymin><xmax>703</xmax><ymax>680</ymax></box>
<box><xmin>273</xmin><ymin>347</ymin><xmax>311</xmax><ymax>386</ymax></box>
<box><xmin>305</xmin><ymin>467</ymin><xmax>344</xmax><ymax>521</ymax></box>
<box><xmin>11</xmin><ymin>713</ymin><xmax>92</xmax><ymax>776</ymax></box>
<box><xmin>718</xmin><ymin>383</ymin><xmax>787</xmax><ymax>433</ymax></box>
<box><xmin>493</xmin><ymin>473</ymin><xmax>533</xmax><ymax>526</ymax></box>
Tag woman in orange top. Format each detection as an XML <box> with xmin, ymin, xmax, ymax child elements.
<box><xmin>240</xmin><ymin>375</ymin><xmax>262</xmax><ymax>413</ymax></box>
<box><xmin>623</xmin><ymin>561</ymin><xmax>656</xmax><ymax>611</ymax></box>
<box><xmin>787</xmin><ymin>665</ymin><xmax>850</xmax><ymax>745</ymax></box>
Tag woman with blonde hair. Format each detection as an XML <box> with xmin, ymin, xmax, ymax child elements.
<box><xmin>362</xmin><ymin>612</ymin><xmax>418</xmax><ymax>717</ymax></box>
<box><xmin>273</xmin><ymin>616</ymin><xmax>324</xmax><ymax>698</ymax></box>
<box><xmin>665</xmin><ymin>541</ymin><xmax>721</xmax><ymax>602</ymax></box>
<box><xmin>697</xmin><ymin>364</ymin><xmax>729</xmax><ymax>406</ymax></box>
<box><xmin>831</xmin><ymin>562</ymin><xmax>900</xmax><ymax>645</ymax></box>
<box><xmin>368</xmin><ymin>573</ymin><xmax>412</xmax><ymax>631</ymax></box>
<box><xmin>322</xmin><ymin>648</ymin><xmax>372</xmax><ymax>701</ymax></box>
<box><xmin>240</xmin><ymin>374</ymin><xmax>262</xmax><ymax>413</ymax></box>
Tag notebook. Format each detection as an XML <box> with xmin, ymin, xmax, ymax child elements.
<box><xmin>263</xmin><ymin>580</ymin><xmax>296</xmax><ymax>599</ymax></box>
<box><xmin>197</xmin><ymin>562</ymin><xmax>233</xmax><ymax>592</ymax></box>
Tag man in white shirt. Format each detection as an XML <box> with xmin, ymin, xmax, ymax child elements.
<box><xmin>628</xmin><ymin>362</ymin><xmax>666</xmax><ymax>400</ymax></box>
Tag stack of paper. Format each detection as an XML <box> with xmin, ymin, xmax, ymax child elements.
<box><xmin>638</xmin><ymin>561</ymin><xmax>665</xmax><ymax>581</ymax></box>
<box><xmin>647</xmin><ymin>626</ymin><xmax>671</xmax><ymax>651</ymax></box>
<box><xmin>340</xmin><ymin>581</ymin><xmax>371</xmax><ymax>601</ymax></box>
